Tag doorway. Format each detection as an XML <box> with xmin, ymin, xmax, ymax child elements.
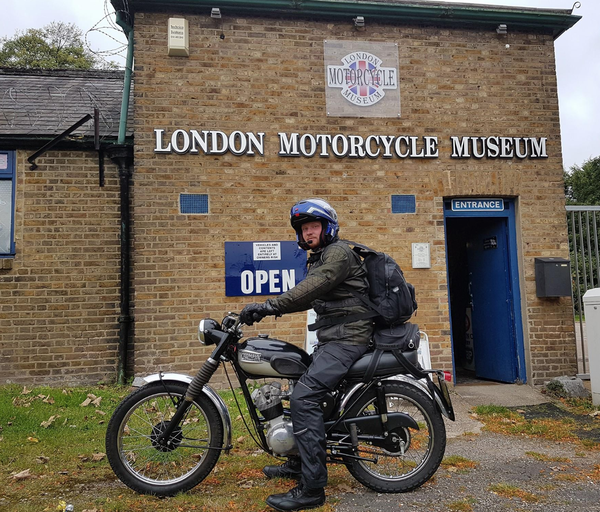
<box><xmin>444</xmin><ymin>199</ymin><xmax>526</xmax><ymax>384</ymax></box>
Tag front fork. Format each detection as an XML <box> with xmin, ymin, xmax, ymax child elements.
<box><xmin>155</xmin><ymin>355</ymin><xmax>222</xmax><ymax>449</ymax></box>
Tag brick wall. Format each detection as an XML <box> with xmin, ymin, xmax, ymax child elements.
<box><xmin>0</xmin><ymin>150</ymin><xmax>121</xmax><ymax>385</ymax></box>
<box><xmin>129</xmin><ymin>12</ymin><xmax>576</xmax><ymax>387</ymax></box>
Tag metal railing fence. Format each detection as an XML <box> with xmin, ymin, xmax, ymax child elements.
<box><xmin>566</xmin><ymin>205</ymin><xmax>600</xmax><ymax>375</ymax></box>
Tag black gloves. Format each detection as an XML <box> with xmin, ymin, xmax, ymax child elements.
<box><xmin>240</xmin><ymin>300</ymin><xmax>281</xmax><ymax>325</ymax></box>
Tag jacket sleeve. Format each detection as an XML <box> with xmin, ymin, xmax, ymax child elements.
<box><xmin>269</xmin><ymin>243</ymin><xmax>351</xmax><ymax>314</ymax></box>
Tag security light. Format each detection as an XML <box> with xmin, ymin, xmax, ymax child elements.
<box><xmin>353</xmin><ymin>16</ymin><xmax>365</xmax><ymax>28</ymax></box>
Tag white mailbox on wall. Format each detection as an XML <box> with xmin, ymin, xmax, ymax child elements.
<box><xmin>583</xmin><ymin>288</ymin><xmax>600</xmax><ymax>406</ymax></box>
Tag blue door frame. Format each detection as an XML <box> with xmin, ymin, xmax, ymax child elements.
<box><xmin>443</xmin><ymin>198</ymin><xmax>527</xmax><ymax>383</ymax></box>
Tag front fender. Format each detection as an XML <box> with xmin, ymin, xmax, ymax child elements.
<box><xmin>133</xmin><ymin>372</ymin><xmax>233</xmax><ymax>453</ymax></box>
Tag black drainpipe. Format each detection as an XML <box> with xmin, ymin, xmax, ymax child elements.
<box><xmin>106</xmin><ymin>144</ymin><xmax>134</xmax><ymax>385</ymax></box>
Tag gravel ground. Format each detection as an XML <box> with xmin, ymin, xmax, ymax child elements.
<box><xmin>332</xmin><ymin>431</ymin><xmax>600</xmax><ymax>512</ymax></box>
<box><xmin>332</xmin><ymin>387</ymin><xmax>600</xmax><ymax>512</ymax></box>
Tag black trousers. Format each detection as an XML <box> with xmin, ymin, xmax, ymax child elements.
<box><xmin>290</xmin><ymin>342</ymin><xmax>368</xmax><ymax>490</ymax></box>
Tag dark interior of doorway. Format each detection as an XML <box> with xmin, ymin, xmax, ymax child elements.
<box><xmin>447</xmin><ymin>217</ymin><xmax>492</xmax><ymax>385</ymax></box>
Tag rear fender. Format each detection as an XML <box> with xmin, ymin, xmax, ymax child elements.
<box><xmin>389</xmin><ymin>374</ymin><xmax>455</xmax><ymax>420</ymax></box>
<box><xmin>133</xmin><ymin>372</ymin><xmax>233</xmax><ymax>453</ymax></box>
<box><xmin>340</xmin><ymin>375</ymin><xmax>453</xmax><ymax>420</ymax></box>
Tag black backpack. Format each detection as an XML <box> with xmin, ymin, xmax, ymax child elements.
<box><xmin>347</xmin><ymin>241</ymin><xmax>417</xmax><ymax>327</ymax></box>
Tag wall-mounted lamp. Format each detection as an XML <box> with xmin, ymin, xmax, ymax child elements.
<box><xmin>496</xmin><ymin>24</ymin><xmax>508</xmax><ymax>34</ymax></box>
<box><xmin>353</xmin><ymin>16</ymin><xmax>365</xmax><ymax>28</ymax></box>
<box><xmin>211</xmin><ymin>8</ymin><xmax>222</xmax><ymax>19</ymax></box>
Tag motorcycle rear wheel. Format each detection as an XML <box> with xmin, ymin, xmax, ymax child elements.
<box><xmin>106</xmin><ymin>382</ymin><xmax>223</xmax><ymax>496</ymax></box>
<box><xmin>343</xmin><ymin>380</ymin><xmax>446</xmax><ymax>493</ymax></box>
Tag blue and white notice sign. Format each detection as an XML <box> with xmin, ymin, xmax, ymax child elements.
<box><xmin>225</xmin><ymin>241</ymin><xmax>307</xmax><ymax>297</ymax></box>
<box><xmin>451</xmin><ymin>198</ymin><xmax>504</xmax><ymax>212</ymax></box>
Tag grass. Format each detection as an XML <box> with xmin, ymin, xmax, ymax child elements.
<box><xmin>3</xmin><ymin>384</ymin><xmax>598</xmax><ymax>511</ymax></box>
<box><xmin>525</xmin><ymin>451</ymin><xmax>571</xmax><ymax>463</ymax></box>
<box><xmin>472</xmin><ymin>401</ymin><xmax>600</xmax><ymax>450</ymax></box>
<box><xmin>446</xmin><ymin>497</ymin><xmax>476</xmax><ymax>512</ymax></box>
<box><xmin>0</xmin><ymin>384</ymin><xmax>347</xmax><ymax>512</ymax></box>
<box><xmin>488</xmin><ymin>483</ymin><xmax>540</xmax><ymax>503</ymax></box>
<box><xmin>441</xmin><ymin>455</ymin><xmax>478</xmax><ymax>473</ymax></box>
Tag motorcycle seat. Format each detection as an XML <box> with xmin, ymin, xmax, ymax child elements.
<box><xmin>345</xmin><ymin>349</ymin><xmax>420</xmax><ymax>380</ymax></box>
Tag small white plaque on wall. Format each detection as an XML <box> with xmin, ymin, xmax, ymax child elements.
<box><xmin>412</xmin><ymin>243</ymin><xmax>431</xmax><ymax>269</ymax></box>
<box><xmin>168</xmin><ymin>18</ymin><xmax>189</xmax><ymax>57</ymax></box>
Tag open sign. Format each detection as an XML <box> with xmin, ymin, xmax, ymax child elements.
<box><xmin>225</xmin><ymin>241</ymin><xmax>307</xmax><ymax>297</ymax></box>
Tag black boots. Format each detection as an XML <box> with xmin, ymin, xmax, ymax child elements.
<box><xmin>266</xmin><ymin>485</ymin><xmax>326</xmax><ymax>512</ymax></box>
<box><xmin>264</xmin><ymin>458</ymin><xmax>325</xmax><ymax>511</ymax></box>
<box><xmin>263</xmin><ymin>458</ymin><xmax>302</xmax><ymax>480</ymax></box>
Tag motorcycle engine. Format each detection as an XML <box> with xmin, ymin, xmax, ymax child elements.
<box><xmin>251</xmin><ymin>382</ymin><xmax>297</xmax><ymax>456</ymax></box>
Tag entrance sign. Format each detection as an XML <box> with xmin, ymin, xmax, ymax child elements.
<box><xmin>225</xmin><ymin>241</ymin><xmax>307</xmax><ymax>297</ymax></box>
<box><xmin>451</xmin><ymin>199</ymin><xmax>504</xmax><ymax>212</ymax></box>
<box><xmin>324</xmin><ymin>41</ymin><xmax>400</xmax><ymax>118</ymax></box>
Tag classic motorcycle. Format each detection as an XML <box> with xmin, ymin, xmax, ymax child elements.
<box><xmin>105</xmin><ymin>313</ymin><xmax>455</xmax><ymax>497</ymax></box>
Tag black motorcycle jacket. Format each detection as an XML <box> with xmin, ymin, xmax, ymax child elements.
<box><xmin>269</xmin><ymin>239</ymin><xmax>373</xmax><ymax>345</ymax></box>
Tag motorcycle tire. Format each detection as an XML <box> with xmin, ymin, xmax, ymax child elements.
<box><xmin>343</xmin><ymin>380</ymin><xmax>446</xmax><ymax>493</ymax></box>
<box><xmin>106</xmin><ymin>381</ymin><xmax>223</xmax><ymax>497</ymax></box>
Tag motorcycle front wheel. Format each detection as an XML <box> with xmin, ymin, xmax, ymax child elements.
<box><xmin>343</xmin><ymin>380</ymin><xmax>446</xmax><ymax>493</ymax></box>
<box><xmin>106</xmin><ymin>382</ymin><xmax>224</xmax><ymax>496</ymax></box>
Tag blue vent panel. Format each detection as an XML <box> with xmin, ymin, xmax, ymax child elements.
<box><xmin>180</xmin><ymin>194</ymin><xmax>209</xmax><ymax>214</ymax></box>
<box><xmin>391</xmin><ymin>195</ymin><xmax>416</xmax><ymax>214</ymax></box>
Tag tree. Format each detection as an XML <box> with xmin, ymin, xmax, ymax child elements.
<box><xmin>564</xmin><ymin>156</ymin><xmax>600</xmax><ymax>205</ymax></box>
<box><xmin>0</xmin><ymin>22</ymin><xmax>116</xmax><ymax>70</ymax></box>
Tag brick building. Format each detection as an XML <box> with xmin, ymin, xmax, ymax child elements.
<box><xmin>0</xmin><ymin>1</ymin><xmax>581</xmax><ymax>387</ymax></box>
<box><xmin>0</xmin><ymin>69</ymin><xmax>130</xmax><ymax>384</ymax></box>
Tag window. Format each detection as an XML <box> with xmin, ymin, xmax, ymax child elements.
<box><xmin>0</xmin><ymin>151</ymin><xmax>15</xmax><ymax>256</ymax></box>
<box><xmin>180</xmin><ymin>193</ymin><xmax>209</xmax><ymax>214</ymax></box>
<box><xmin>391</xmin><ymin>194</ymin><xmax>416</xmax><ymax>214</ymax></box>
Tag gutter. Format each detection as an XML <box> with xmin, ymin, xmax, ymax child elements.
<box><xmin>108</xmin><ymin>3</ymin><xmax>135</xmax><ymax>386</ymax></box>
<box><xmin>115</xmin><ymin>11</ymin><xmax>134</xmax><ymax>145</ymax></box>
<box><xmin>126</xmin><ymin>0</ymin><xmax>581</xmax><ymax>39</ymax></box>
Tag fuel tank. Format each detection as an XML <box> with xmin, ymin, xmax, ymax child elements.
<box><xmin>238</xmin><ymin>334</ymin><xmax>311</xmax><ymax>379</ymax></box>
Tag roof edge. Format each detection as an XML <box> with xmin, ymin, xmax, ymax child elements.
<box><xmin>0</xmin><ymin>67</ymin><xmax>125</xmax><ymax>79</ymax></box>
<box><xmin>117</xmin><ymin>0</ymin><xmax>581</xmax><ymax>39</ymax></box>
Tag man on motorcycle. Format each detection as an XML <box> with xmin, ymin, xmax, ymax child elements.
<box><xmin>240</xmin><ymin>198</ymin><xmax>373</xmax><ymax>512</ymax></box>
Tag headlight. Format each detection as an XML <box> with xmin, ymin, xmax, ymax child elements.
<box><xmin>198</xmin><ymin>318</ymin><xmax>220</xmax><ymax>345</ymax></box>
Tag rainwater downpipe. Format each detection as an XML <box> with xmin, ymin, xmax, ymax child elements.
<box><xmin>106</xmin><ymin>12</ymin><xmax>134</xmax><ymax>385</ymax></box>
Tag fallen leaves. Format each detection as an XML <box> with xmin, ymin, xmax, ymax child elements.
<box><xmin>41</xmin><ymin>415</ymin><xmax>60</xmax><ymax>429</ymax></box>
<box><xmin>80</xmin><ymin>394</ymin><xmax>102</xmax><ymax>408</ymax></box>
<box><xmin>13</xmin><ymin>392</ymin><xmax>55</xmax><ymax>408</ymax></box>
<box><xmin>11</xmin><ymin>469</ymin><xmax>33</xmax><ymax>480</ymax></box>
<box><xmin>92</xmin><ymin>452</ymin><xmax>106</xmax><ymax>462</ymax></box>
<box><xmin>78</xmin><ymin>452</ymin><xmax>106</xmax><ymax>463</ymax></box>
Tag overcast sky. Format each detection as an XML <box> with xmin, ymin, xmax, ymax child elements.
<box><xmin>1</xmin><ymin>0</ymin><xmax>597</xmax><ymax>171</ymax></box>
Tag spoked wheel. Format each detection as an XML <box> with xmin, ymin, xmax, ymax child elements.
<box><xmin>106</xmin><ymin>382</ymin><xmax>223</xmax><ymax>496</ymax></box>
<box><xmin>343</xmin><ymin>381</ymin><xmax>446</xmax><ymax>493</ymax></box>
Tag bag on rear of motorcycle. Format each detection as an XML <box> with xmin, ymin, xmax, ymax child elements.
<box><xmin>373</xmin><ymin>322</ymin><xmax>420</xmax><ymax>352</ymax></box>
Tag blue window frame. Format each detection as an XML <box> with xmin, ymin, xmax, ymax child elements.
<box><xmin>0</xmin><ymin>151</ymin><xmax>15</xmax><ymax>256</ymax></box>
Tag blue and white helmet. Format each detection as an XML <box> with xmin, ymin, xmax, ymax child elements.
<box><xmin>290</xmin><ymin>198</ymin><xmax>339</xmax><ymax>250</ymax></box>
